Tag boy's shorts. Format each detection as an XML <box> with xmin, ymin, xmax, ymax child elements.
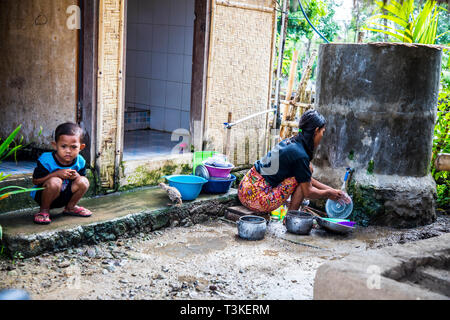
<box><xmin>33</xmin><ymin>181</ymin><xmax>74</xmax><ymax>209</ymax></box>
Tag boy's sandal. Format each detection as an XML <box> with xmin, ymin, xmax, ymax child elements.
<box><xmin>63</xmin><ymin>206</ymin><xmax>92</xmax><ymax>217</ymax></box>
<box><xmin>34</xmin><ymin>212</ymin><xmax>51</xmax><ymax>225</ymax></box>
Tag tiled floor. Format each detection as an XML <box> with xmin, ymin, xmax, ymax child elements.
<box><xmin>123</xmin><ymin>129</ymin><xmax>186</xmax><ymax>161</ymax></box>
<box><xmin>0</xmin><ymin>160</ymin><xmax>36</xmax><ymax>176</ymax></box>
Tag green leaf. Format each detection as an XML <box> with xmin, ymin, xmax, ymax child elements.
<box><xmin>363</xmin><ymin>27</ymin><xmax>411</xmax><ymax>42</ymax></box>
<box><xmin>0</xmin><ymin>125</ymin><xmax>21</xmax><ymax>158</ymax></box>
<box><xmin>367</xmin><ymin>14</ymin><xmax>409</xmax><ymax>28</ymax></box>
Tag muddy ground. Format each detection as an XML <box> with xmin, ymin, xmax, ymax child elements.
<box><xmin>1</xmin><ymin>214</ymin><xmax>449</xmax><ymax>300</ymax></box>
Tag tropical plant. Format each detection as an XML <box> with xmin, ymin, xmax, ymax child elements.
<box><xmin>363</xmin><ymin>0</ymin><xmax>449</xmax><ymax>44</ymax></box>
<box><xmin>0</xmin><ymin>125</ymin><xmax>44</xmax><ymax>240</ymax></box>
<box><xmin>276</xmin><ymin>0</ymin><xmax>339</xmax><ymax>80</ymax></box>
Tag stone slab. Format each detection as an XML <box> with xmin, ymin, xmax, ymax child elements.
<box><xmin>0</xmin><ymin>187</ymin><xmax>239</xmax><ymax>258</ymax></box>
<box><xmin>313</xmin><ymin>233</ymin><xmax>450</xmax><ymax>300</ymax></box>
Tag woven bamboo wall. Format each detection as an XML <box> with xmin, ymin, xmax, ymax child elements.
<box><xmin>96</xmin><ymin>0</ymin><xmax>125</xmax><ymax>188</ymax></box>
<box><xmin>204</xmin><ymin>0</ymin><xmax>276</xmax><ymax>166</ymax></box>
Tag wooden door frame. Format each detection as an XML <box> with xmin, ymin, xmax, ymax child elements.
<box><xmin>79</xmin><ymin>0</ymin><xmax>99</xmax><ymax>167</ymax></box>
<box><xmin>191</xmin><ymin>0</ymin><xmax>211</xmax><ymax>152</ymax></box>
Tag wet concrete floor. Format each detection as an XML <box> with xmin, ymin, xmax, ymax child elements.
<box><xmin>1</xmin><ymin>215</ymin><xmax>449</xmax><ymax>300</ymax></box>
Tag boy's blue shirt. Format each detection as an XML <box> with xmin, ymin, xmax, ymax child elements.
<box><xmin>30</xmin><ymin>152</ymin><xmax>86</xmax><ymax>199</ymax></box>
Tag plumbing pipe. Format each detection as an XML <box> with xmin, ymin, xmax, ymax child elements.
<box><xmin>297</xmin><ymin>0</ymin><xmax>329</xmax><ymax>43</ymax></box>
<box><xmin>223</xmin><ymin>108</ymin><xmax>276</xmax><ymax>129</ymax></box>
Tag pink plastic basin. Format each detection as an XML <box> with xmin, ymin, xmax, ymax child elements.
<box><xmin>204</xmin><ymin>164</ymin><xmax>233</xmax><ymax>178</ymax></box>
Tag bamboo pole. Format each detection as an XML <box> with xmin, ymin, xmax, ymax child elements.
<box><xmin>280</xmin><ymin>49</ymin><xmax>299</xmax><ymax>139</ymax></box>
<box><xmin>283</xmin><ymin>50</ymin><xmax>317</xmax><ymax>139</ymax></box>
<box><xmin>272</xmin><ymin>0</ymin><xmax>288</xmax><ymax>133</ymax></box>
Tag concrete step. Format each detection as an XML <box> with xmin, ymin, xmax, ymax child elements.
<box><xmin>415</xmin><ymin>267</ymin><xmax>450</xmax><ymax>297</ymax></box>
<box><xmin>0</xmin><ymin>187</ymin><xmax>239</xmax><ymax>258</ymax></box>
<box><xmin>225</xmin><ymin>205</ymin><xmax>270</xmax><ymax>222</ymax></box>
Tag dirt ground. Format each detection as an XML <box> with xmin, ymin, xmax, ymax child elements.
<box><xmin>1</xmin><ymin>214</ymin><xmax>449</xmax><ymax>300</ymax></box>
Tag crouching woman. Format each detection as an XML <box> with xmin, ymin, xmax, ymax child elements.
<box><xmin>238</xmin><ymin>109</ymin><xmax>347</xmax><ymax>213</ymax></box>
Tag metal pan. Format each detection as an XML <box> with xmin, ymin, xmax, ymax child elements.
<box><xmin>316</xmin><ymin>217</ymin><xmax>355</xmax><ymax>235</ymax></box>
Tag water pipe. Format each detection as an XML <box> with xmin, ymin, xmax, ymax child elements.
<box><xmin>297</xmin><ymin>0</ymin><xmax>329</xmax><ymax>43</ymax></box>
<box><xmin>223</xmin><ymin>108</ymin><xmax>277</xmax><ymax>129</ymax></box>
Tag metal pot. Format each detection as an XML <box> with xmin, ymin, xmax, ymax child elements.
<box><xmin>285</xmin><ymin>210</ymin><xmax>314</xmax><ymax>235</ymax></box>
<box><xmin>237</xmin><ymin>215</ymin><xmax>267</xmax><ymax>240</ymax></box>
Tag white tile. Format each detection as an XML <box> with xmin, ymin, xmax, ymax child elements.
<box><xmin>169</xmin><ymin>0</ymin><xmax>186</xmax><ymax>26</ymax></box>
<box><xmin>164</xmin><ymin>108</ymin><xmax>181</xmax><ymax>133</ymax></box>
<box><xmin>136</xmin><ymin>24</ymin><xmax>152</xmax><ymax>51</ymax></box>
<box><xmin>150</xmin><ymin>106</ymin><xmax>165</xmax><ymax>131</ymax></box>
<box><xmin>151</xmin><ymin>52</ymin><xmax>168</xmax><ymax>80</ymax></box>
<box><xmin>152</xmin><ymin>25</ymin><xmax>168</xmax><ymax>52</ymax></box>
<box><xmin>126</xmin><ymin>50</ymin><xmax>137</xmax><ymax>77</ymax></box>
<box><xmin>127</xmin><ymin>23</ymin><xmax>138</xmax><ymax>50</ymax></box>
<box><xmin>181</xmin><ymin>83</ymin><xmax>191</xmax><ymax>111</ymax></box>
<box><xmin>165</xmin><ymin>81</ymin><xmax>183</xmax><ymax>109</ymax></box>
<box><xmin>168</xmin><ymin>26</ymin><xmax>185</xmax><ymax>54</ymax></box>
<box><xmin>184</xmin><ymin>26</ymin><xmax>193</xmax><ymax>55</ymax></box>
<box><xmin>127</xmin><ymin>0</ymin><xmax>139</xmax><ymax>23</ymax></box>
<box><xmin>125</xmin><ymin>77</ymin><xmax>136</xmax><ymax>103</ymax></box>
<box><xmin>181</xmin><ymin>111</ymin><xmax>190</xmax><ymax>130</ymax></box>
<box><xmin>138</xmin><ymin>0</ymin><xmax>153</xmax><ymax>24</ymax></box>
<box><xmin>144</xmin><ymin>52</ymin><xmax>152</xmax><ymax>78</ymax></box>
<box><xmin>167</xmin><ymin>54</ymin><xmax>184</xmax><ymax>82</ymax></box>
<box><xmin>183</xmin><ymin>55</ymin><xmax>192</xmax><ymax>83</ymax></box>
<box><xmin>135</xmin><ymin>78</ymin><xmax>150</xmax><ymax>105</ymax></box>
<box><xmin>135</xmin><ymin>51</ymin><xmax>150</xmax><ymax>78</ymax></box>
<box><xmin>185</xmin><ymin>0</ymin><xmax>195</xmax><ymax>27</ymax></box>
<box><xmin>150</xmin><ymin>79</ymin><xmax>166</xmax><ymax>107</ymax></box>
<box><xmin>153</xmin><ymin>0</ymin><xmax>170</xmax><ymax>25</ymax></box>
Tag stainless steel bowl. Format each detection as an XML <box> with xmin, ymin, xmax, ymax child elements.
<box><xmin>316</xmin><ymin>217</ymin><xmax>355</xmax><ymax>234</ymax></box>
<box><xmin>285</xmin><ymin>210</ymin><xmax>314</xmax><ymax>235</ymax></box>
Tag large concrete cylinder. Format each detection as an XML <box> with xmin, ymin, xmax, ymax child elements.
<box><xmin>313</xmin><ymin>43</ymin><xmax>442</xmax><ymax>228</ymax></box>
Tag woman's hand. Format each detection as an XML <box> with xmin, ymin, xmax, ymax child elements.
<box><xmin>327</xmin><ymin>189</ymin><xmax>346</xmax><ymax>201</ymax></box>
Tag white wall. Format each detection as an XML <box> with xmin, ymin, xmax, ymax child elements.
<box><xmin>125</xmin><ymin>0</ymin><xmax>194</xmax><ymax>133</ymax></box>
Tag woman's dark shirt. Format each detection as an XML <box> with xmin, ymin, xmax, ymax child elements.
<box><xmin>254</xmin><ymin>138</ymin><xmax>312</xmax><ymax>188</ymax></box>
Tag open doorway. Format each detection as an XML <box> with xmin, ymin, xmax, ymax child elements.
<box><xmin>123</xmin><ymin>0</ymin><xmax>195</xmax><ymax>161</ymax></box>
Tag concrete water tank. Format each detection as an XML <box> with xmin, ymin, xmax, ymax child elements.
<box><xmin>313</xmin><ymin>43</ymin><xmax>442</xmax><ymax>228</ymax></box>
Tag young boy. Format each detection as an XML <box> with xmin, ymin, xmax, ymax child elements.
<box><xmin>30</xmin><ymin>122</ymin><xmax>92</xmax><ymax>224</ymax></box>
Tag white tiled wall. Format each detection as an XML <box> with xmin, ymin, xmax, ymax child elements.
<box><xmin>125</xmin><ymin>0</ymin><xmax>194</xmax><ymax>133</ymax></box>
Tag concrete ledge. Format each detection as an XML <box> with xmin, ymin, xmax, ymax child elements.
<box><xmin>0</xmin><ymin>187</ymin><xmax>239</xmax><ymax>258</ymax></box>
<box><xmin>313</xmin><ymin>233</ymin><xmax>450</xmax><ymax>300</ymax></box>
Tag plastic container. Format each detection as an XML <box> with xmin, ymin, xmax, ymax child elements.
<box><xmin>204</xmin><ymin>164</ymin><xmax>234</xmax><ymax>178</ymax></box>
<box><xmin>202</xmin><ymin>174</ymin><xmax>236</xmax><ymax>194</ymax></box>
<box><xmin>271</xmin><ymin>205</ymin><xmax>287</xmax><ymax>221</ymax></box>
<box><xmin>164</xmin><ymin>175</ymin><xmax>208</xmax><ymax>201</ymax></box>
<box><xmin>193</xmin><ymin>151</ymin><xmax>218</xmax><ymax>174</ymax></box>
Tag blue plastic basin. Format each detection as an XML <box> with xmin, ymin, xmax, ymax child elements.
<box><xmin>164</xmin><ymin>175</ymin><xmax>208</xmax><ymax>201</ymax></box>
<box><xmin>202</xmin><ymin>174</ymin><xmax>236</xmax><ymax>194</ymax></box>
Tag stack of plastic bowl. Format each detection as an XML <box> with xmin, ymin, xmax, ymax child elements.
<box><xmin>196</xmin><ymin>154</ymin><xmax>235</xmax><ymax>194</ymax></box>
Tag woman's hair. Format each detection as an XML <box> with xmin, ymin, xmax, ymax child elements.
<box><xmin>289</xmin><ymin>109</ymin><xmax>326</xmax><ymax>159</ymax></box>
